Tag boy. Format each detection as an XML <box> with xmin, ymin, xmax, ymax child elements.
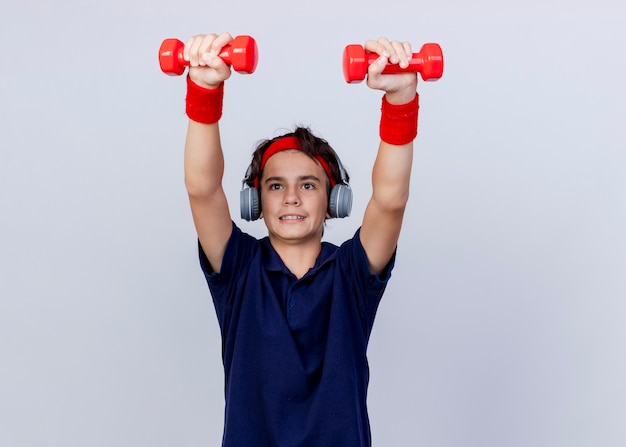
<box><xmin>182</xmin><ymin>32</ymin><xmax>419</xmax><ymax>446</ymax></box>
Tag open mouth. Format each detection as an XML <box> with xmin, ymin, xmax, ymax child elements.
<box><xmin>279</xmin><ymin>215</ymin><xmax>305</xmax><ymax>221</ymax></box>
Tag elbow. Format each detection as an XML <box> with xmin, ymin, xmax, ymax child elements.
<box><xmin>374</xmin><ymin>187</ymin><xmax>410</xmax><ymax>213</ymax></box>
<box><xmin>184</xmin><ymin>176</ymin><xmax>203</xmax><ymax>198</ymax></box>
<box><xmin>185</xmin><ymin>175</ymin><xmax>220</xmax><ymax>199</ymax></box>
<box><xmin>386</xmin><ymin>197</ymin><xmax>410</xmax><ymax>215</ymax></box>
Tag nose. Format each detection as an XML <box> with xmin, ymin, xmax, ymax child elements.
<box><xmin>283</xmin><ymin>185</ymin><xmax>301</xmax><ymax>205</ymax></box>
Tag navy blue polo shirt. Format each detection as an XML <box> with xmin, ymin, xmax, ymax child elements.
<box><xmin>199</xmin><ymin>222</ymin><xmax>395</xmax><ymax>447</ymax></box>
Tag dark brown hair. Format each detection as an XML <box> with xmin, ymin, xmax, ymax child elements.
<box><xmin>244</xmin><ymin>126</ymin><xmax>349</xmax><ymax>191</ymax></box>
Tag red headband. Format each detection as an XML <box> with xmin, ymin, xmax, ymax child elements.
<box><xmin>254</xmin><ymin>136</ymin><xmax>336</xmax><ymax>188</ymax></box>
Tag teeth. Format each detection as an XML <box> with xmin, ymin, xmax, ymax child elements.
<box><xmin>280</xmin><ymin>215</ymin><xmax>304</xmax><ymax>220</ymax></box>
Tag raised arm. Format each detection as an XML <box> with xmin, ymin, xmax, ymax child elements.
<box><xmin>183</xmin><ymin>33</ymin><xmax>235</xmax><ymax>272</ymax></box>
<box><xmin>359</xmin><ymin>38</ymin><xmax>419</xmax><ymax>275</ymax></box>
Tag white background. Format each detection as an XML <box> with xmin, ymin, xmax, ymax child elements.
<box><xmin>1</xmin><ymin>0</ymin><xmax>625</xmax><ymax>446</ymax></box>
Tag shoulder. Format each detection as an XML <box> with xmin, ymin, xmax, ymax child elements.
<box><xmin>200</xmin><ymin>222</ymin><xmax>262</xmax><ymax>277</ymax></box>
<box><xmin>337</xmin><ymin>228</ymin><xmax>396</xmax><ymax>282</ymax></box>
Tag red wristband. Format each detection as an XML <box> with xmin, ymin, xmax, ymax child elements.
<box><xmin>185</xmin><ymin>76</ymin><xmax>224</xmax><ymax>124</ymax></box>
<box><xmin>379</xmin><ymin>93</ymin><xmax>419</xmax><ymax>145</ymax></box>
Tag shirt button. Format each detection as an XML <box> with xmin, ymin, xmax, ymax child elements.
<box><xmin>289</xmin><ymin>300</ymin><xmax>296</xmax><ymax>307</ymax></box>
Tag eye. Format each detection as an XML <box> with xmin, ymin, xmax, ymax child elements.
<box><xmin>301</xmin><ymin>183</ymin><xmax>316</xmax><ymax>190</ymax></box>
<box><xmin>268</xmin><ymin>183</ymin><xmax>283</xmax><ymax>190</ymax></box>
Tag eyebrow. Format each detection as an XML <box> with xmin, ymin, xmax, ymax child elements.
<box><xmin>263</xmin><ymin>174</ymin><xmax>322</xmax><ymax>185</ymax></box>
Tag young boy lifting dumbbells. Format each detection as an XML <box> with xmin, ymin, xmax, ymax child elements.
<box><xmin>180</xmin><ymin>32</ymin><xmax>425</xmax><ymax>447</ymax></box>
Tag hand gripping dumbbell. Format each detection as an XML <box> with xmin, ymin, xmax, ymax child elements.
<box><xmin>342</xmin><ymin>42</ymin><xmax>444</xmax><ymax>83</ymax></box>
<box><xmin>158</xmin><ymin>35</ymin><xmax>258</xmax><ymax>76</ymax></box>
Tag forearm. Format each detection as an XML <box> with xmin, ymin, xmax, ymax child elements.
<box><xmin>184</xmin><ymin>120</ymin><xmax>225</xmax><ymax>197</ymax></box>
<box><xmin>361</xmin><ymin>98</ymin><xmax>416</xmax><ymax>273</ymax></box>
<box><xmin>183</xmin><ymin>65</ymin><xmax>228</xmax><ymax>198</ymax></box>
<box><xmin>371</xmin><ymin>140</ymin><xmax>413</xmax><ymax>212</ymax></box>
<box><xmin>371</xmin><ymin>85</ymin><xmax>418</xmax><ymax>210</ymax></box>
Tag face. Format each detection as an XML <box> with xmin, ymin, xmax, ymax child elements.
<box><xmin>259</xmin><ymin>150</ymin><xmax>330</xmax><ymax>247</ymax></box>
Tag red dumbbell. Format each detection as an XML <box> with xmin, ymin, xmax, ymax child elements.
<box><xmin>159</xmin><ymin>35</ymin><xmax>258</xmax><ymax>76</ymax></box>
<box><xmin>342</xmin><ymin>42</ymin><xmax>444</xmax><ymax>83</ymax></box>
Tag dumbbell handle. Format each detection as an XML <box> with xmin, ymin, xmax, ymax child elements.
<box><xmin>159</xmin><ymin>35</ymin><xmax>258</xmax><ymax>76</ymax></box>
<box><xmin>343</xmin><ymin>43</ymin><xmax>444</xmax><ymax>83</ymax></box>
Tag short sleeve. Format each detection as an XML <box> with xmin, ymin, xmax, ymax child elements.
<box><xmin>198</xmin><ymin>222</ymin><xmax>260</xmax><ymax>328</ymax></box>
<box><xmin>337</xmin><ymin>228</ymin><xmax>396</xmax><ymax>332</ymax></box>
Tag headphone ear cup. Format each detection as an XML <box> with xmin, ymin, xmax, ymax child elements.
<box><xmin>328</xmin><ymin>184</ymin><xmax>352</xmax><ymax>218</ymax></box>
<box><xmin>240</xmin><ymin>187</ymin><xmax>261</xmax><ymax>221</ymax></box>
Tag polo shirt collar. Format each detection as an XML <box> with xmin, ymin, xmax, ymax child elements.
<box><xmin>260</xmin><ymin>237</ymin><xmax>338</xmax><ymax>277</ymax></box>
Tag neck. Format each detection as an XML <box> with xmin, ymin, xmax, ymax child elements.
<box><xmin>270</xmin><ymin>237</ymin><xmax>322</xmax><ymax>279</ymax></box>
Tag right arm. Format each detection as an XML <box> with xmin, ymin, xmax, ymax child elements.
<box><xmin>183</xmin><ymin>33</ymin><xmax>234</xmax><ymax>272</ymax></box>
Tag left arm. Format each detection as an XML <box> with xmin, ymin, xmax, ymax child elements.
<box><xmin>360</xmin><ymin>38</ymin><xmax>419</xmax><ymax>275</ymax></box>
